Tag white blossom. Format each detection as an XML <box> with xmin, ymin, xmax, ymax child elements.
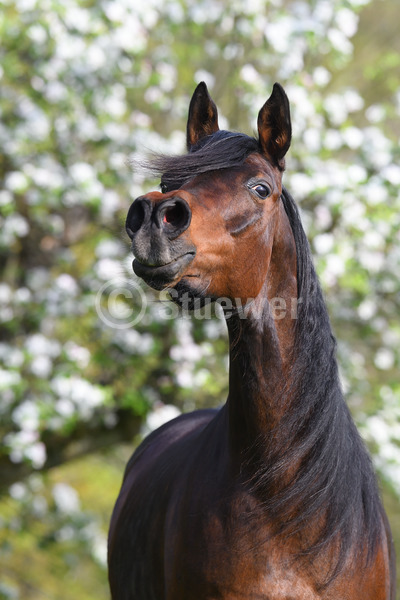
<box><xmin>335</xmin><ymin>8</ymin><xmax>359</xmax><ymax>37</ymax></box>
<box><xmin>95</xmin><ymin>258</ymin><xmax>123</xmax><ymax>280</ymax></box>
<box><xmin>144</xmin><ymin>403</ymin><xmax>181</xmax><ymax>434</ymax></box>
<box><xmin>313</xmin><ymin>66</ymin><xmax>331</xmax><ymax>87</ymax></box>
<box><xmin>53</xmin><ymin>483</ymin><xmax>81</xmax><ymax>514</ymax></box>
<box><xmin>25</xmin><ymin>334</ymin><xmax>61</xmax><ymax>358</ymax></box>
<box><xmin>12</xmin><ymin>401</ymin><xmax>40</xmax><ymax>431</ymax></box>
<box><xmin>374</xmin><ymin>348</ymin><xmax>395</xmax><ymax>371</ymax></box>
<box><xmin>314</xmin><ymin>233</ymin><xmax>334</xmax><ymax>255</ymax></box>
<box><xmin>51</xmin><ymin>375</ymin><xmax>105</xmax><ymax>419</ymax></box>
<box><xmin>64</xmin><ymin>342</ymin><xmax>91</xmax><ymax>368</ymax></box>
<box><xmin>30</xmin><ymin>355</ymin><xmax>53</xmax><ymax>378</ymax></box>
<box><xmin>0</xmin><ymin>368</ymin><xmax>21</xmax><ymax>388</ymax></box>
<box><xmin>69</xmin><ymin>162</ymin><xmax>97</xmax><ymax>184</ymax></box>
<box><xmin>382</xmin><ymin>164</ymin><xmax>400</xmax><ymax>186</ymax></box>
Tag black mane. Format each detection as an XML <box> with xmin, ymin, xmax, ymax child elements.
<box><xmin>145</xmin><ymin>131</ymin><xmax>383</xmax><ymax>584</ymax></box>
<box><xmin>256</xmin><ymin>187</ymin><xmax>383</xmax><ymax>583</ymax></box>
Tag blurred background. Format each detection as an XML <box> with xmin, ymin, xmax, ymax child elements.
<box><xmin>0</xmin><ymin>0</ymin><xmax>399</xmax><ymax>597</ymax></box>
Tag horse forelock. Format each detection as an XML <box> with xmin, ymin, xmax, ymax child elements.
<box><xmin>141</xmin><ymin>131</ymin><xmax>260</xmax><ymax>191</ymax></box>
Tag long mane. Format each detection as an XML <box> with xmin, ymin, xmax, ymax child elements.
<box><xmin>255</xmin><ymin>186</ymin><xmax>383</xmax><ymax>583</ymax></box>
<box><xmin>145</xmin><ymin>131</ymin><xmax>384</xmax><ymax>584</ymax></box>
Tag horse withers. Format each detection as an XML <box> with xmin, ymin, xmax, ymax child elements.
<box><xmin>108</xmin><ymin>82</ymin><xmax>396</xmax><ymax>599</ymax></box>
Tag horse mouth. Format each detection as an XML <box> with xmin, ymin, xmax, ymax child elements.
<box><xmin>132</xmin><ymin>252</ymin><xmax>196</xmax><ymax>290</ymax></box>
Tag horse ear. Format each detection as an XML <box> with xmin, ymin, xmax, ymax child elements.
<box><xmin>187</xmin><ymin>82</ymin><xmax>219</xmax><ymax>150</ymax></box>
<box><xmin>257</xmin><ymin>83</ymin><xmax>291</xmax><ymax>169</ymax></box>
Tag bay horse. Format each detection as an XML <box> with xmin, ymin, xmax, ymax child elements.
<box><xmin>108</xmin><ymin>82</ymin><xmax>396</xmax><ymax>599</ymax></box>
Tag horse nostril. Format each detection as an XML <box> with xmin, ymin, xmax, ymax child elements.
<box><xmin>126</xmin><ymin>196</ymin><xmax>191</xmax><ymax>241</ymax></box>
<box><xmin>126</xmin><ymin>199</ymin><xmax>147</xmax><ymax>239</ymax></box>
<box><xmin>159</xmin><ymin>198</ymin><xmax>191</xmax><ymax>239</ymax></box>
<box><xmin>163</xmin><ymin>204</ymin><xmax>185</xmax><ymax>227</ymax></box>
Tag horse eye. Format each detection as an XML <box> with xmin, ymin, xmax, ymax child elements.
<box><xmin>160</xmin><ymin>182</ymin><xmax>168</xmax><ymax>194</ymax></box>
<box><xmin>251</xmin><ymin>183</ymin><xmax>271</xmax><ymax>199</ymax></box>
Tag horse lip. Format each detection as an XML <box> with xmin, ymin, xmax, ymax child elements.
<box><xmin>132</xmin><ymin>252</ymin><xmax>196</xmax><ymax>288</ymax></box>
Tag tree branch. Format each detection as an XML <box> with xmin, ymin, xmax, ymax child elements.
<box><xmin>0</xmin><ymin>409</ymin><xmax>142</xmax><ymax>494</ymax></box>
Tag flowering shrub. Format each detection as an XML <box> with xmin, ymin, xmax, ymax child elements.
<box><xmin>0</xmin><ymin>0</ymin><xmax>399</xmax><ymax>597</ymax></box>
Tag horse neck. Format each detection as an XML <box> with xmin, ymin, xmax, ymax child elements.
<box><xmin>224</xmin><ymin>192</ymin><xmax>383</xmax><ymax>576</ymax></box>
<box><xmin>226</xmin><ymin>200</ymin><xmax>298</xmax><ymax>454</ymax></box>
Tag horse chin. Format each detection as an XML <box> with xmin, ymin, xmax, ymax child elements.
<box><xmin>169</xmin><ymin>278</ymin><xmax>215</xmax><ymax>309</ymax></box>
<box><xmin>132</xmin><ymin>252</ymin><xmax>195</xmax><ymax>291</ymax></box>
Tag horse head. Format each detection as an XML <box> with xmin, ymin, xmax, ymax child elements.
<box><xmin>126</xmin><ymin>82</ymin><xmax>295</xmax><ymax>305</ymax></box>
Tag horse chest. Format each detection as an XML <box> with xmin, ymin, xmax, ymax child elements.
<box><xmin>166</xmin><ymin>500</ymin><xmax>389</xmax><ymax>600</ymax></box>
<box><xmin>164</xmin><ymin>492</ymin><xmax>321</xmax><ymax>600</ymax></box>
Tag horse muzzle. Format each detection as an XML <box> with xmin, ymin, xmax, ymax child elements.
<box><xmin>126</xmin><ymin>194</ymin><xmax>196</xmax><ymax>290</ymax></box>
